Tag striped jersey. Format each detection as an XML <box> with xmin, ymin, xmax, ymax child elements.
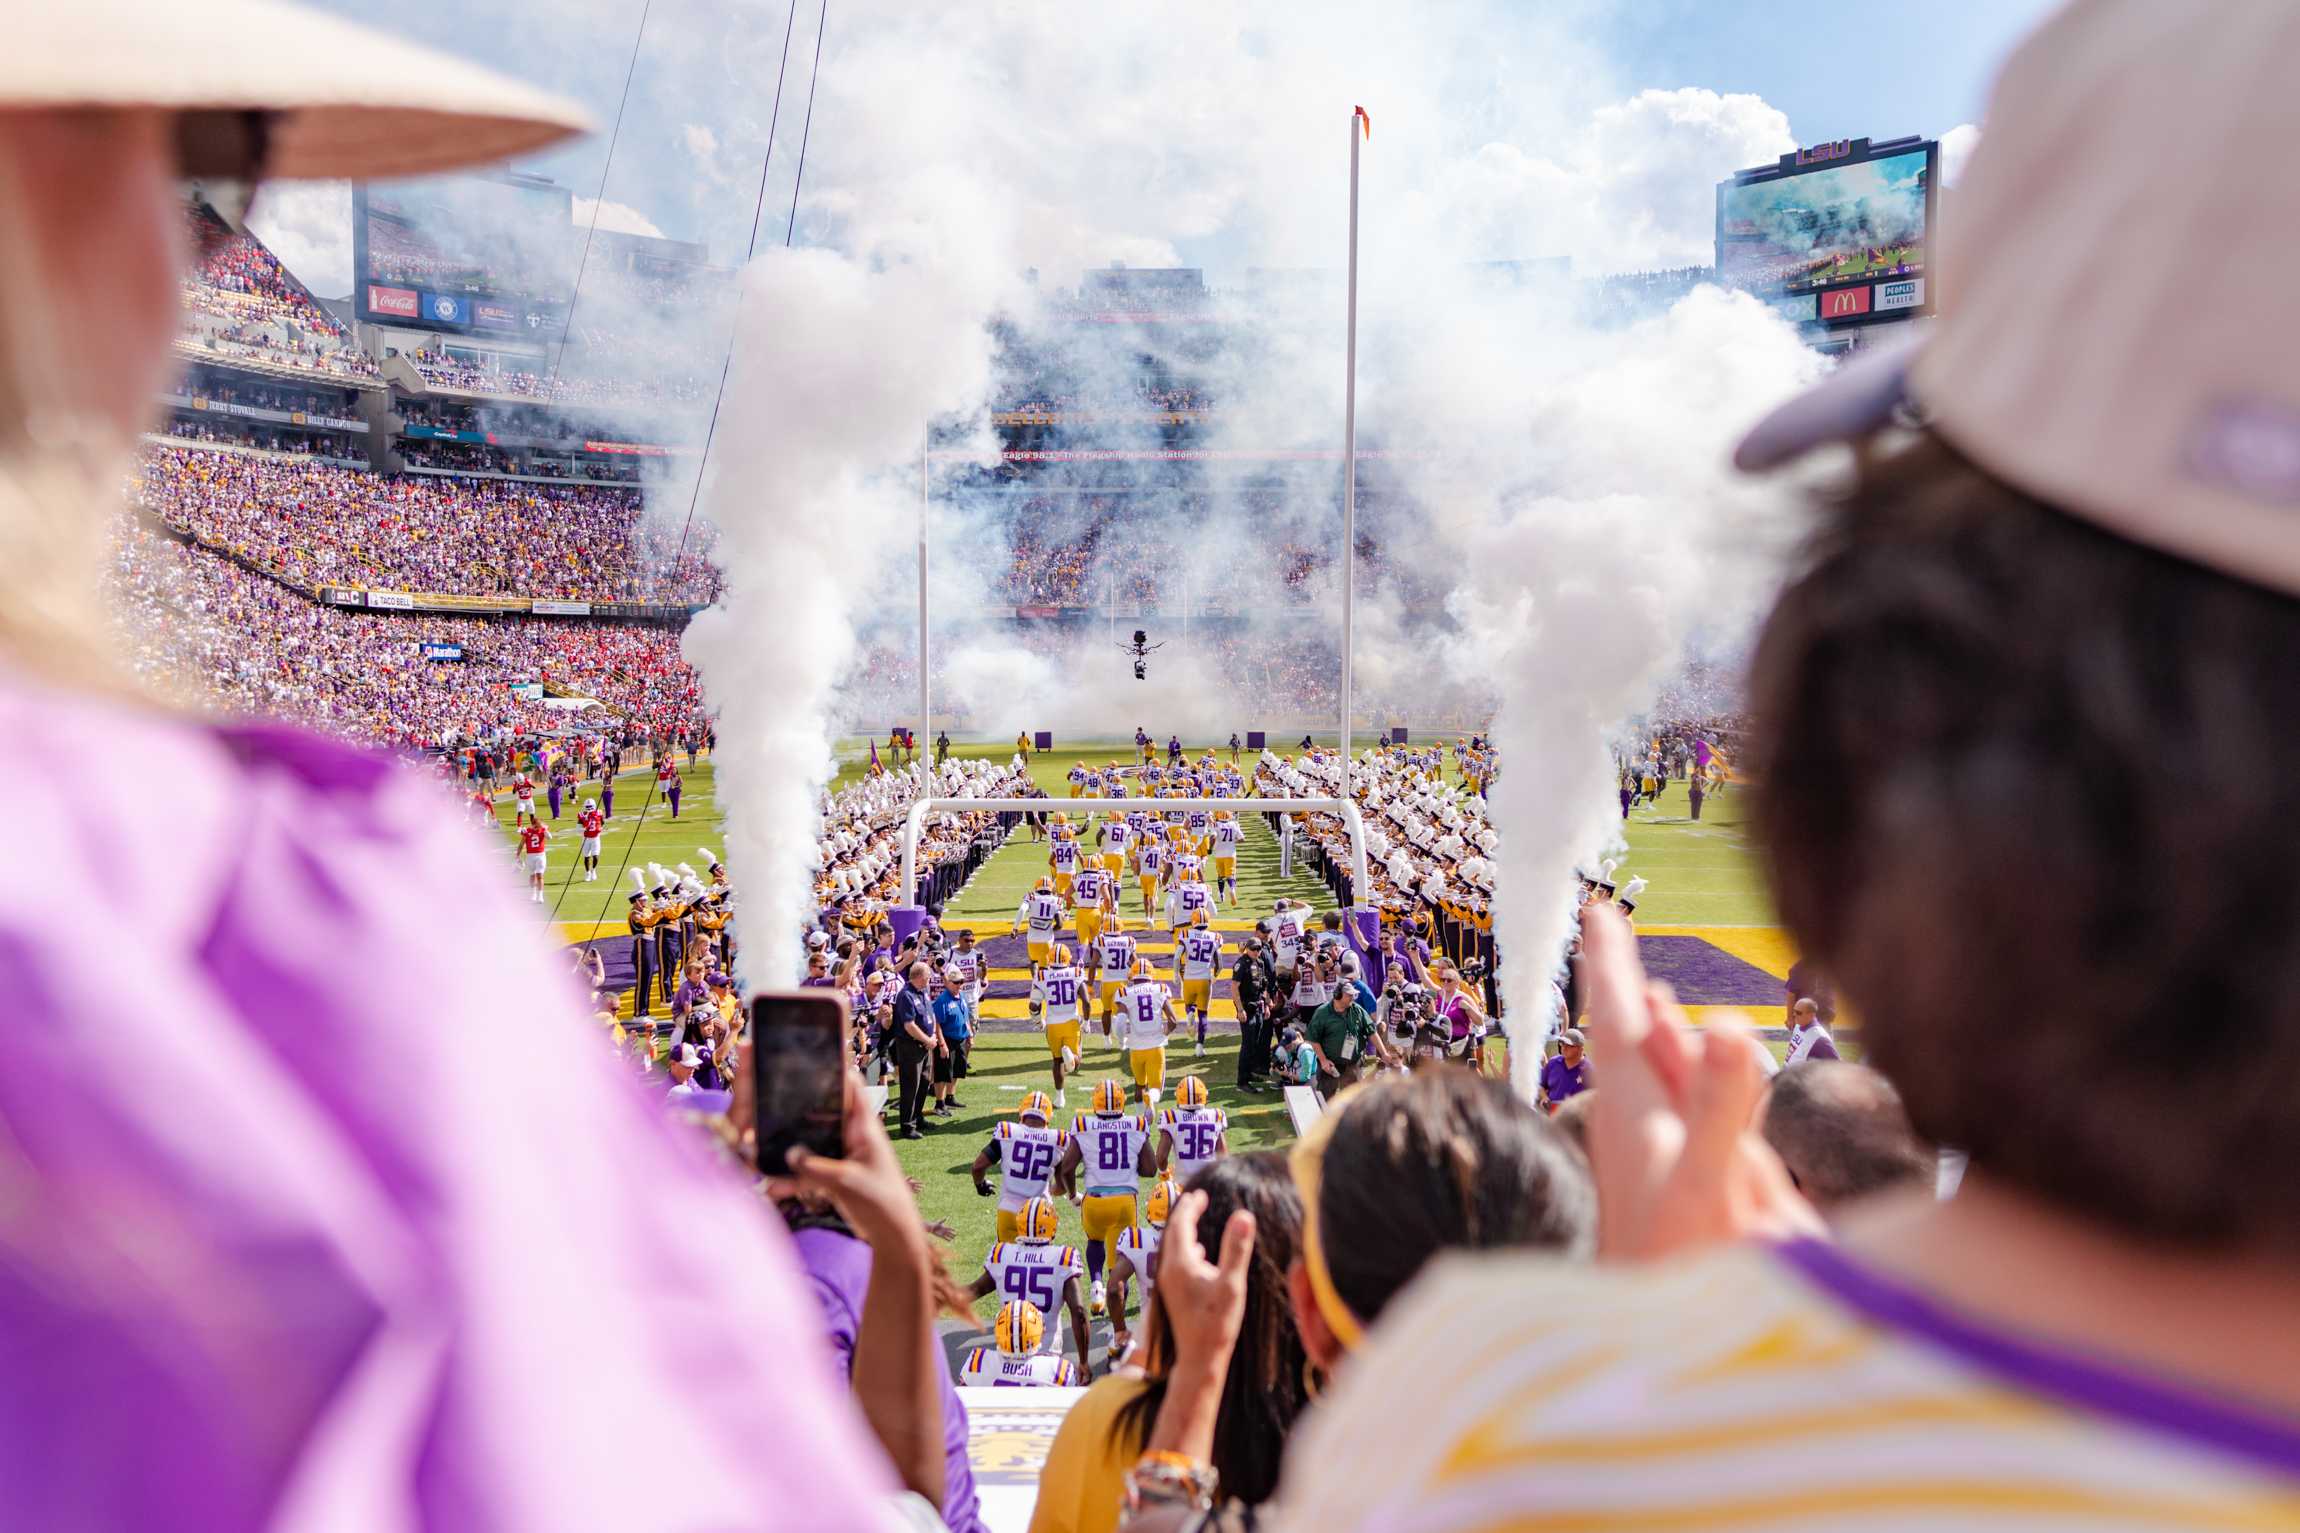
<box><xmin>1268</xmin><ymin>1241</ymin><xmax>2300</xmax><ymax>1533</ymax></box>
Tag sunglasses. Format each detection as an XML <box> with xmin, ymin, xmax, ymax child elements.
<box><xmin>177</xmin><ymin>110</ymin><xmax>275</xmax><ymax>262</ymax></box>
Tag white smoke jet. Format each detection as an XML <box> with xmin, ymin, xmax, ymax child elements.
<box><xmin>684</xmin><ymin>246</ymin><xmax>1004</xmax><ymax>987</ymax></box>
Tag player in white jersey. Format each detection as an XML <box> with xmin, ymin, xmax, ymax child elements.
<box><xmin>1029</xmin><ymin>946</ymin><xmax>1087</xmax><ymax>1104</ymax></box>
<box><xmin>1106</xmin><ymin>1176</ymin><xmax>1179</xmax><ymax>1363</ymax></box>
<box><xmin>1054</xmin><ymin>1079</ymin><xmax>1154</xmax><ymax>1314</ymax></box>
<box><xmin>1098</xmin><ymin>812</ymin><xmax>1132</xmax><ymax>876</ymax></box>
<box><xmin>972</xmin><ymin>1091</ymin><xmax>1069</xmax><ymax>1240</ymax></box>
<box><xmin>1176</xmin><ymin>909</ymin><xmax>1224</xmax><ymax>1056</ymax></box>
<box><xmin>1117</xmin><ymin>958</ymin><xmax>1178</xmax><ymax>1104</ymax></box>
<box><xmin>1209</xmin><ymin>809</ymin><xmax>1242</xmax><ymax>905</ymax></box>
<box><xmin>1048</xmin><ymin>826</ymin><xmax>1083</xmax><ymax>900</ymax></box>
<box><xmin>1133</xmin><ymin>837</ymin><xmax>1167</xmax><ymax>918</ymax></box>
<box><xmin>957</xmin><ymin>1300</ymin><xmax>1079</xmax><ymax>1387</ymax></box>
<box><xmin>1069</xmin><ymin>862</ymin><xmax>1114</xmax><ymax>952</ymax></box>
<box><xmin>1012</xmin><ymin>877</ymin><xmax>1065</xmax><ymax>966</ymax></box>
<box><xmin>1165</xmin><ymin>871</ymin><xmax>1214</xmax><ymax>939</ymax></box>
<box><xmin>1095</xmin><ymin>918</ymin><xmax>1137</xmax><ymax>1038</ymax></box>
<box><xmin>963</xmin><ymin>1195</ymin><xmax>1093</xmax><ymax>1382</ymax></box>
<box><xmin>1183</xmin><ymin>804</ymin><xmax>1213</xmax><ymax>857</ymax></box>
<box><xmin>1157</xmin><ymin>1075</ymin><xmax>1229</xmax><ymax>1186</ymax></box>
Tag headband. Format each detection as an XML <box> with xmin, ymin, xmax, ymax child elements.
<box><xmin>1288</xmin><ymin>1082</ymin><xmax>1372</xmax><ymax>1352</ymax></box>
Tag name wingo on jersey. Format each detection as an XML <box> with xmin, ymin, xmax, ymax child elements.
<box><xmin>991</xmin><ymin>1120</ymin><xmax>1066</xmax><ymax>1208</ymax></box>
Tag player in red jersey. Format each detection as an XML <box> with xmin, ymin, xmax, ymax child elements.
<box><xmin>519</xmin><ymin>818</ymin><xmax>551</xmax><ymax>903</ymax></box>
<box><xmin>510</xmin><ymin>771</ymin><xmax>537</xmax><ymax>828</ymax></box>
<box><xmin>576</xmin><ymin>797</ymin><xmax>605</xmax><ymax>882</ymax></box>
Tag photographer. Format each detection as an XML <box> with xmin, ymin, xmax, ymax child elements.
<box><xmin>1432</xmin><ymin>962</ymin><xmax>1490</xmax><ymax>1073</ymax></box>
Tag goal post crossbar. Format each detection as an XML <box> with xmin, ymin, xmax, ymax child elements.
<box><xmin>899</xmin><ymin>796</ymin><xmax>1368</xmax><ymax>905</ymax></box>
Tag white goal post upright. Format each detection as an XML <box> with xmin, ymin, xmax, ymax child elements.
<box><xmin>897</xmin><ymin>796</ymin><xmax>1369</xmax><ymax>912</ymax></box>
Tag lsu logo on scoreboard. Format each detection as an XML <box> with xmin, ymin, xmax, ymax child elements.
<box><xmin>1820</xmin><ymin>286</ymin><xmax>1873</xmax><ymax>319</ymax></box>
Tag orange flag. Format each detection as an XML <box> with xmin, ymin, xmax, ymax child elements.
<box><xmin>1354</xmin><ymin>105</ymin><xmax>1371</xmax><ymax>140</ymax></box>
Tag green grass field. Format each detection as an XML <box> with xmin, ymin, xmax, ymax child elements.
<box><xmin>497</xmin><ymin>740</ymin><xmax>1790</xmax><ymax>1343</ymax></box>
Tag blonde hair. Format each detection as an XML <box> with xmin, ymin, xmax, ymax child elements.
<box><xmin>0</xmin><ymin>112</ymin><xmax>185</xmax><ymax>695</ymax></box>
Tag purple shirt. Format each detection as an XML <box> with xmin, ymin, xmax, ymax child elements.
<box><xmin>1541</xmin><ymin>1055</ymin><xmax>1591</xmax><ymax>1103</ymax></box>
<box><xmin>790</xmin><ymin>1225</ymin><xmax>985</xmax><ymax>1533</ymax></box>
<box><xmin>0</xmin><ymin>683</ymin><xmax>888</xmax><ymax>1527</ymax></box>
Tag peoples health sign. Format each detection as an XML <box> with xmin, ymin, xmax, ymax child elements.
<box><xmin>1873</xmin><ymin>278</ymin><xmax>1925</xmax><ymax>313</ymax></box>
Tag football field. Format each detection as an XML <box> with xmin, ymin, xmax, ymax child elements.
<box><xmin>492</xmin><ymin>740</ymin><xmax>1800</xmax><ymax>1353</ymax></box>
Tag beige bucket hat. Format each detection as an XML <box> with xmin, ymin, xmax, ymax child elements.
<box><xmin>1736</xmin><ymin>0</ymin><xmax>2300</xmax><ymax>600</ymax></box>
<box><xmin>6</xmin><ymin>0</ymin><xmax>591</xmax><ymax>180</ymax></box>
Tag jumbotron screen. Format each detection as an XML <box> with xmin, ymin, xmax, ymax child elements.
<box><xmin>353</xmin><ymin>176</ymin><xmax>576</xmax><ymax>335</ymax></box>
<box><xmin>1716</xmin><ymin>138</ymin><xmax>1936</xmax><ymax>326</ymax></box>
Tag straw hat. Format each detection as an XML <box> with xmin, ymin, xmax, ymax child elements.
<box><xmin>9</xmin><ymin>0</ymin><xmax>591</xmax><ymax>180</ymax></box>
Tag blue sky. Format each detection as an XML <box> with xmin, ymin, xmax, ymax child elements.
<box><xmin>261</xmin><ymin>0</ymin><xmax>2062</xmax><ymax>294</ymax></box>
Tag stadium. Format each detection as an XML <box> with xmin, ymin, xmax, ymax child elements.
<box><xmin>23</xmin><ymin>2</ymin><xmax>2300</xmax><ymax>1530</ymax></box>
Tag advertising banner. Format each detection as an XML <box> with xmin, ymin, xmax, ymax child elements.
<box><xmin>582</xmin><ymin>440</ymin><xmax>677</xmax><ymax>456</ymax></box>
<box><xmin>1769</xmin><ymin>293</ymin><xmax>1819</xmax><ymax>323</ymax></box>
<box><xmin>366</xmin><ymin>590</ymin><xmax>416</xmax><ymax>610</ymax></box>
<box><xmin>508</xmin><ymin>681</ymin><xmax>545</xmax><ymax>701</ymax></box>
<box><xmin>1818</xmin><ymin>286</ymin><xmax>1873</xmax><ymax>320</ymax></box>
<box><xmin>420</xmin><ymin>292</ymin><xmax>472</xmax><ymax>328</ymax></box>
<box><xmin>421</xmin><ymin>643</ymin><xmax>465</xmax><ymax>661</ymax></box>
<box><xmin>323</xmin><ymin>587</ymin><xmax>365</xmax><ymax>606</ymax></box>
<box><xmin>531</xmin><ymin>600</ymin><xmax>593</xmax><ymax>616</ymax></box>
<box><xmin>472</xmin><ymin>301</ymin><xmax>521</xmax><ymax>331</ymax></box>
<box><xmin>366</xmin><ymin>284</ymin><xmax>420</xmax><ymax>318</ymax></box>
<box><xmin>1872</xmin><ymin>278</ymin><xmax>1925</xmax><ymax>313</ymax></box>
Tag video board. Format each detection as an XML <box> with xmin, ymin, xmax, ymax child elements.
<box><xmin>1717</xmin><ymin>137</ymin><xmax>1936</xmax><ymax>328</ymax></box>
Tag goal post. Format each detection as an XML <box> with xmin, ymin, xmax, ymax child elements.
<box><xmin>892</xmin><ymin>795</ymin><xmax>1378</xmax><ymax>980</ymax></box>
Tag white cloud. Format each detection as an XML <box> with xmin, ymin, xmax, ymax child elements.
<box><xmin>1939</xmin><ymin>122</ymin><xmax>1981</xmax><ymax>187</ymax></box>
<box><xmin>246</xmin><ymin>180</ymin><xmax>353</xmax><ymax>298</ymax></box>
<box><xmin>571</xmin><ymin>196</ymin><xmax>666</xmax><ymax>238</ymax></box>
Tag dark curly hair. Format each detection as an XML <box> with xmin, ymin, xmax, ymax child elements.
<box><xmin>1750</xmin><ymin>430</ymin><xmax>2300</xmax><ymax>1250</ymax></box>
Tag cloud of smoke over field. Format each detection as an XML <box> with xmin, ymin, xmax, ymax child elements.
<box><xmin>679</xmin><ymin>0</ymin><xmax>1832</xmax><ymax>992</ymax></box>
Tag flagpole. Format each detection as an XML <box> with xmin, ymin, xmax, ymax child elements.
<box><xmin>1340</xmin><ymin>107</ymin><xmax>1362</xmax><ymax>801</ymax></box>
<box><xmin>918</xmin><ymin>420</ymin><xmax>929</xmax><ymax>789</ymax></box>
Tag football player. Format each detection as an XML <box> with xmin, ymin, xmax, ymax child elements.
<box><xmin>1029</xmin><ymin>948</ymin><xmax>1087</xmax><ymax>1105</ymax></box>
<box><xmin>1048</xmin><ymin>823</ymin><xmax>1081</xmax><ymax>901</ymax></box>
<box><xmin>1070</xmin><ymin>860</ymin><xmax>1113</xmax><ymax>954</ymax></box>
<box><xmin>1095</xmin><ymin>916</ymin><xmax>1137</xmax><ymax>1040</ymax></box>
<box><xmin>1157</xmin><ymin>1075</ymin><xmax>1229</xmax><ymax>1186</ymax></box>
<box><xmin>1135</xmin><ymin>834</ymin><xmax>1167</xmax><ymax>920</ymax></box>
<box><xmin>1175</xmin><ymin>910</ymin><xmax>1223</xmax><ymax>1056</ymax></box>
<box><xmin>1118</xmin><ymin>957</ymin><xmax>1178</xmax><ymax>1105</ymax></box>
<box><xmin>1098</xmin><ymin>806</ymin><xmax>1132</xmax><ymax>876</ymax></box>
<box><xmin>1053</xmin><ymin>1081</ymin><xmax>1154</xmax><ymax>1315</ymax></box>
<box><xmin>576</xmin><ymin>796</ymin><xmax>604</xmax><ymax>881</ymax></box>
<box><xmin>1209</xmin><ymin>808</ymin><xmax>1241</xmax><ymax>906</ymax></box>
<box><xmin>958</xmin><ymin>1300</ymin><xmax>1078</xmax><ymax>1387</ymax></box>
<box><xmin>965</xmin><ymin>1196</ymin><xmax>1093</xmax><ymax>1383</ymax></box>
<box><xmin>973</xmin><ymin>1090</ymin><xmax>1069</xmax><ymax>1240</ymax></box>
<box><xmin>1013</xmin><ymin>876</ymin><xmax>1064</xmax><ymax>969</ymax></box>
<box><xmin>1107</xmin><ymin>1176</ymin><xmax>1179</xmax><ymax>1363</ymax></box>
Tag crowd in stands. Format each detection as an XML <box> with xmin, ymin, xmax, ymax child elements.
<box><xmin>406</xmin><ymin>346</ymin><xmax>712</xmax><ymax>407</ymax></box>
<box><xmin>156</xmin><ymin>417</ymin><xmax>356</xmax><ymax>461</ymax></box>
<box><xmin>134</xmin><ymin>444</ymin><xmax>720</xmax><ymax>603</ymax></box>
<box><xmin>108</xmin><ymin>521</ymin><xmax>709</xmax><ymax>749</ymax></box>
<box><xmin>182</xmin><ymin>203</ymin><xmax>379</xmax><ymax>379</ymax></box>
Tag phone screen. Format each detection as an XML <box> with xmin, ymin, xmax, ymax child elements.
<box><xmin>750</xmin><ymin>990</ymin><xmax>850</xmax><ymax>1176</ymax></box>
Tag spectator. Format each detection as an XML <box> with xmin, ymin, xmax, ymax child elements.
<box><xmin>0</xmin><ymin>24</ymin><xmax>891</xmax><ymax>1529</ymax></box>
<box><xmin>1783</xmin><ymin>996</ymin><xmax>1839</xmax><ymax>1064</ymax></box>
<box><xmin>1302</xmin><ymin>976</ymin><xmax>1382</xmax><ymax>1099</ymax></box>
<box><xmin>1031</xmin><ymin>1154</ymin><xmax>1308</xmax><ymax>1533</ymax></box>
<box><xmin>1537</xmin><ymin>1027</ymin><xmax>1589</xmax><ymax>1112</ymax></box>
<box><xmin>1758</xmin><ymin>1062</ymin><xmax>1934</xmax><ymax>1220</ymax></box>
<box><xmin>932</xmin><ymin>966</ymin><xmax>972</xmax><ymax>1117</ymax></box>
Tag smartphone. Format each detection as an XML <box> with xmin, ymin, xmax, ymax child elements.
<box><xmin>750</xmin><ymin>989</ymin><xmax>851</xmax><ymax>1176</ymax></box>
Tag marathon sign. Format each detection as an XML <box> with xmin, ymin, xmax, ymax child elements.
<box><xmin>1873</xmin><ymin>278</ymin><xmax>1926</xmax><ymax>313</ymax></box>
<box><xmin>366</xmin><ymin>284</ymin><xmax>419</xmax><ymax>319</ymax></box>
<box><xmin>421</xmin><ymin>642</ymin><xmax>465</xmax><ymax>661</ymax></box>
<box><xmin>366</xmin><ymin>590</ymin><xmax>416</xmax><ymax>610</ymax></box>
<box><xmin>531</xmin><ymin>600</ymin><xmax>592</xmax><ymax>616</ymax></box>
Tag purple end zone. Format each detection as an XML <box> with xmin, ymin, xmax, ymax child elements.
<box><xmin>1635</xmin><ymin>934</ymin><xmax>1785</xmax><ymax>1006</ymax></box>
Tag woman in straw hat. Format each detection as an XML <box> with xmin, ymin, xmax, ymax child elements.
<box><xmin>0</xmin><ymin>4</ymin><xmax>917</xmax><ymax>1528</ymax></box>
